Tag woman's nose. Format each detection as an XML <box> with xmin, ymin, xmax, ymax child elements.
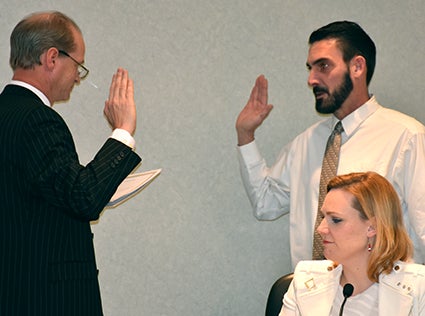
<box><xmin>316</xmin><ymin>217</ymin><xmax>327</xmax><ymax>235</ymax></box>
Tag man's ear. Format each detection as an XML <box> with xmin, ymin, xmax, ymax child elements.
<box><xmin>43</xmin><ymin>47</ymin><xmax>59</xmax><ymax>70</ymax></box>
<box><xmin>350</xmin><ymin>55</ymin><xmax>366</xmax><ymax>78</ymax></box>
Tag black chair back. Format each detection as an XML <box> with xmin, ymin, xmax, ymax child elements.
<box><xmin>265</xmin><ymin>273</ymin><xmax>294</xmax><ymax>316</ymax></box>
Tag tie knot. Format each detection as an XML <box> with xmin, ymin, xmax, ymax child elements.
<box><xmin>334</xmin><ymin>121</ymin><xmax>343</xmax><ymax>134</ymax></box>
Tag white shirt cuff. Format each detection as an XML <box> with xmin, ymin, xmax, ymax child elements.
<box><xmin>110</xmin><ymin>129</ymin><xmax>136</xmax><ymax>150</ymax></box>
<box><xmin>237</xmin><ymin>140</ymin><xmax>262</xmax><ymax>165</ymax></box>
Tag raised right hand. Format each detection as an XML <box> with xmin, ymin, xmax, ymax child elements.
<box><xmin>235</xmin><ymin>75</ymin><xmax>273</xmax><ymax>146</ymax></box>
<box><xmin>103</xmin><ymin>68</ymin><xmax>137</xmax><ymax>135</ymax></box>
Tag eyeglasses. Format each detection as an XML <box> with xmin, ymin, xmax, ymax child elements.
<box><xmin>58</xmin><ymin>49</ymin><xmax>89</xmax><ymax>80</ymax></box>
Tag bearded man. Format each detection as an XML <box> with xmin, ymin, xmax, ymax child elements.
<box><xmin>235</xmin><ymin>21</ymin><xmax>425</xmax><ymax>269</ymax></box>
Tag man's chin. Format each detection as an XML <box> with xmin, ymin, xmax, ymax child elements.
<box><xmin>53</xmin><ymin>94</ymin><xmax>71</xmax><ymax>105</ymax></box>
<box><xmin>316</xmin><ymin>101</ymin><xmax>331</xmax><ymax>114</ymax></box>
<box><xmin>316</xmin><ymin>99</ymin><xmax>340</xmax><ymax>114</ymax></box>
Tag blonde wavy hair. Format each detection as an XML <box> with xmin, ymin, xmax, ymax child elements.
<box><xmin>327</xmin><ymin>171</ymin><xmax>413</xmax><ymax>282</ymax></box>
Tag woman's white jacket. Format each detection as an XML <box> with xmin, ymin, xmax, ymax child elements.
<box><xmin>280</xmin><ymin>260</ymin><xmax>425</xmax><ymax>316</ymax></box>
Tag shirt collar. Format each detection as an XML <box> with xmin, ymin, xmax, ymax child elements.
<box><xmin>10</xmin><ymin>80</ymin><xmax>51</xmax><ymax>107</ymax></box>
<box><xmin>332</xmin><ymin>95</ymin><xmax>380</xmax><ymax>137</ymax></box>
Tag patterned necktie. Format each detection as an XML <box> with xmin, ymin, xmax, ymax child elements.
<box><xmin>312</xmin><ymin>121</ymin><xmax>344</xmax><ymax>260</ymax></box>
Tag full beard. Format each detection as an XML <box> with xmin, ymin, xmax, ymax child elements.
<box><xmin>314</xmin><ymin>72</ymin><xmax>353</xmax><ymax>114</ymax></box>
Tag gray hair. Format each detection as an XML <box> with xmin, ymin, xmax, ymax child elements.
<box><xmin>10</xmin><ymin>11</ymin><xmax>82</xmax><ymax>70</ymax></box>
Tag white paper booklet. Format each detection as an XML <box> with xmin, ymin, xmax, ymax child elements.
<box><xmin>107</xmin><ymin>168</ymin><xmax>162</xmax><ymax>207</ymax></box>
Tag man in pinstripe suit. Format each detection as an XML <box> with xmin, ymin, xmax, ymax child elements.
<box><xmin>0</xmin><ymin>11</ymin><xmax>142</xmax><ymax>315</ymax></box>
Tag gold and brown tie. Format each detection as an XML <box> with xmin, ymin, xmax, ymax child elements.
<box><xmin>312</xmin><ymin>121</ymin><xmax>343</xmax><ymax>260</ymax></box>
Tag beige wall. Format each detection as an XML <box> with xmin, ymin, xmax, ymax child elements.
<box><xmin>1</xmin><ymin>1</ymin><xmax>424</xmax><ymax>315</ymax></box>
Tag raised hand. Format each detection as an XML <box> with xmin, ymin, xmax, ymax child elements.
<box><xmin>104</xmin><ymin>68</ymin><xmax>137</xmax><ymax>135</ymax></box>
<box><xmin>236</xmin><ymin>75</ymin><xmax>273</xmax><ymax>145</ymax></box>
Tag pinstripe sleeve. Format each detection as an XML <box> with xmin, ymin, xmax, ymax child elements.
<box><xmin>22</xmin><ymin>104</ymin><xmax>141</xmax><ymax>221</ymax></box>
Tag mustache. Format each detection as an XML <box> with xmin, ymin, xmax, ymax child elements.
<box><xmin>313</xmin><ymin>86</ymin><xmax>329</xmax><ymax>95</ymax></box>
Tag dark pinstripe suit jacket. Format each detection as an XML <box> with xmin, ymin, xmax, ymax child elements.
<box><xmin>0</xmin><ymin>85</ymin><xmax>141</xmax><ymax>315</ymax></box>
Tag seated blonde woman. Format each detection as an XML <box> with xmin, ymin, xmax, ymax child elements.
<box><xmin>280</xmin><ymin>172</ymin><xmax>425</xmax><ymax>316</ymax></box>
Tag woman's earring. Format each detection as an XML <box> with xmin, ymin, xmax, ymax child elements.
<box><xmin>367</xmin><ymin>227</ymin><xmax>375</xmax><ymax>252</ymax></box>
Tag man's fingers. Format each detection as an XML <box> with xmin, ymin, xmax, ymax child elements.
<box><xmin>248</xmin><ymin>75</ymin><xmax>268</xmax><ymax>108</ymax></box>
<box><xmin>126</xmin><ymin>78</ymin><xmax>134</xmax><ymax>99</ymax></box>
<box><xmin>107</xmin><ymin>68</ymin><xmax>128</xmax><ymax>103</ymax></box>
<box><xmin>257</xmin><ymin>75</ymin><xmax>268</xmax><ymax>106</ymax></box>
<box><xmin>117</xmin><ymin>68</ymin><xmax>128</xmax><ymax>99</ymax></box>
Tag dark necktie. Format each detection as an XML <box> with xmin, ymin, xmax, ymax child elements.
<box><xmin>312</xmin><ymin>121</ymin><xmax>344</xmax><ymax>260</ymax></box>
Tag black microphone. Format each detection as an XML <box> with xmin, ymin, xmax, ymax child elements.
<box><xmin>339</xmin><ymin>283</ymin><xmax>354</xmax><ymax>316</ymax></box>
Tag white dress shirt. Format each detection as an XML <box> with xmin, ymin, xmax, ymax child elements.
<box><xmin>237</xmin><ymin>96</ymin><xmax>425</xmax><ymax>268</ymax></box>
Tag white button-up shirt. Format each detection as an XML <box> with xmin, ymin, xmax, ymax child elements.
<box><xmin>237</xmin><ymin>96</ymin><xmax>425</xmax><ymax>268</ymax></box>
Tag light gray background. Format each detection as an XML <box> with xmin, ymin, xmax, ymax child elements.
<box><xmin>1</xmin><ymin>1</ymin><xmax>424</xmax><ymax>315</ymax></box>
